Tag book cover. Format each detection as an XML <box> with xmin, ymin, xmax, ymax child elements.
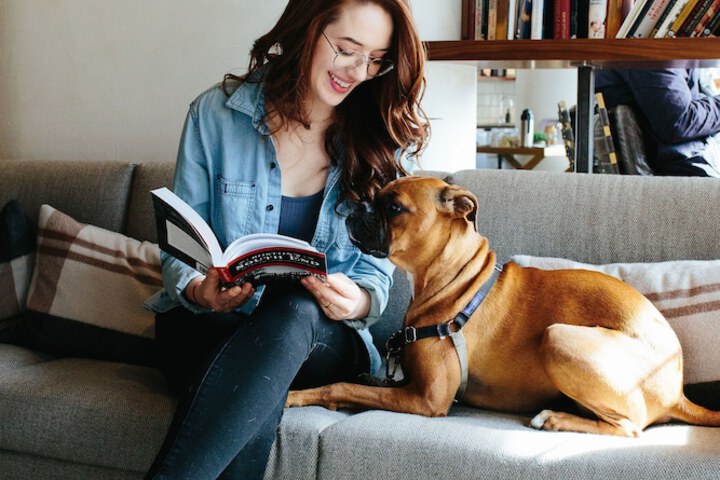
<box><xmin>678</xmin><ymin>0</ymin><xmax>716</xmax><ymax>36</ymax></box>
<box><xmin>570</xmin><ymin>0</ymin><xmax>580</xmax><ymax>37</ymax></box>
<box><xmin>617</xmin><ymin>0</ymin><xmax>649</xmax><ymax>37</ymax></box>
<box><xmin>654</xmin><ymin>0</ymin><xmax>691</xmax><ymax>36</ymax></box>
<box><xmin>558</xmin><ymin>100</ymin><xmax>576</xmax><ymax>172</ymax></box>
<box><xmin>507</xmin><ymin>0</ymin><xmax>518</xmax><ymax>39</ymax></box>
<box><xmin>531</xmin><ymin>0</ymin><xmax>545</xmax><ymax>38</ymax></box>
<box><xmin>630</xmin><ymin>0</ymin><xmax>675</xmax><ymax>37</ymax></box>
<box><xmin>488</xmin><ymin>0</ymin><xmax>498</xmax><ymax>39</ymax></box>
<box><xmin>699</xmin><ymin>1</ymin><xmax>720</xmax><ymax>34</ymax></box>
<box><xmin>589</xmin><ymin>0</ymin><xmax>609</xmax><ymax>38</ymax></box>
<box><xmin>151</xmin><ymin>187</ymin><xmax>327</xmax><ymax>287</ymax></box>
<box><xmin>554</xmin><ymin>0</ymin><xmax>571</xmax><ymax>38</ymax></box>
<box><xmin>648</xmin><ymin>0</ymin><xmax>681</xmax><ymax>36</ymax></box>
<box><xmin>594</xmin><ymin>93</ymin><xmax>620</xmax><ymax>174</ymax></box>
<box><xmin>691</xmin><ymin>0</ymin><xmax>720</xmax><ymax>35</ymax></box>
<box><xmin>667</xmin><ymin>0</ymin><xmax>701</xmax><ymax>36</ymax></box>
<box><xmin>476</xmin><ymin>0</ymin><xmax>487</xmax><ymax>40</ymax></box>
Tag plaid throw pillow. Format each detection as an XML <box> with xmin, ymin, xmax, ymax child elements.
<box><xmin>0</xmin><ymin>200</ymin><xmax>36</xmax><ymax>321</ymax></box>
<box><xmin>0</xmin><ymin>204</ymin><xmax>163</xmax><ymax>366</ymax></box>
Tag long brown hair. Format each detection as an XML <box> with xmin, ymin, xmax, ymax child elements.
<box><xmin>224</xmin><ymin>0</ymin><xmax>429</xmax><ymax>203</ymax></box>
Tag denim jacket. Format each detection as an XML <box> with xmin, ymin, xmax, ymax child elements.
<box><xmin>145</xmin><ymin>76</ymin><xmax>396</xmax><ymax>374</ymax></box>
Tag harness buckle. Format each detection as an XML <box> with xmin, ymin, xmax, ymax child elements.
<box><xmin>404</xmin><ymin>326</ymin><xmax>417</xmax><ymax>344</ymax></box>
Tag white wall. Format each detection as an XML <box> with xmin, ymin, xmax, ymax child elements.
<box><xmin>0</xmin><ymin>0</ymin><xmax>480</xmax><ymax>170</ymax></box>
<box><xmin>0</xmin><ymin>1</ymin><xmax>438</xmax><ymax>165</ymax></box>
<box><xmin>0</xmin><ymin>0</ymin><xmax>285</xmax><ymax>162</ymax></box>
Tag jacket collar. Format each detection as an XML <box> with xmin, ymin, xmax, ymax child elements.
<box><xmin>225</xmin><ymin>68</ymin><xmax>270</xmax><ymax>135</ymax></box>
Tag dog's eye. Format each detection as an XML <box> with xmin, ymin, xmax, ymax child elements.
<box><xmin>385</xmin><ymin>202</ymin><xmax>404</xmax><ymax>217</ymax></box>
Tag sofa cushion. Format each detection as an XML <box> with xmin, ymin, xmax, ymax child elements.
<box><xmin>512</xmin><ymin>255</ymin><xmax>720</xmax><ymax>386</ymax></box>
<box><xmin>0</xmin><ymin>205</ymin><xmax>162</xmax><ymax>366</ymax></box>
<box><xmin>448</xmin><ymin>169</ymin><xmax>720</xmax><ymax>264</ymax></box>
<box><xmin>0</xmin><ymin>349</ymin><xmax>174</xmax><ymax>474</ymax></box>
<box><xmin>316</xmin><ymin>405</ymin><xmax>720</xmax><ymax>480</ymax></box>
<box><xmin>125</xmin><ymin>162</ymin><xmax>175</xmax><ymax>243</ymax></box>
<box><xmin>0</xmin><ymin>200</ymin><xmax>35</xmax><ymax>321</ymax></box>
<box><xmin>0</xmin><ymin>159</ymin><xmax>135</xmax><ymax>234</ymax></box>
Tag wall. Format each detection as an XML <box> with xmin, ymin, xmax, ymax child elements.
<box><xmin>0</xmin><ymin>1</ymin><xmax>578</xmax><ymax>172</ymax></box>
<box><xmin>0</xmin><ymin>0</ymin><xmax>477</xmax><ymax>171</ymax></box>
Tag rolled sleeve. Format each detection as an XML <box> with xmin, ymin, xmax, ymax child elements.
<box><xmin>344</xmin><ymin>254</ymin><xmax>394</xmax><ymax>330</ymax></box>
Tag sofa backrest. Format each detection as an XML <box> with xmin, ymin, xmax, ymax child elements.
<box><xmin>0</xmin><ymin>159</ymin><xmax>136</xmax><ymax>233</ymax></box>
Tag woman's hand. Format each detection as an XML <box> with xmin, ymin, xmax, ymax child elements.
<box><xmin>301</xmin><ymin>273</ymin><xmax>370</xmax><ymax>321</ymax></box>
<box><xmin>185</xmin><ymin>269</ymin><xmax>255</xmax><ymax>312</ymax></box>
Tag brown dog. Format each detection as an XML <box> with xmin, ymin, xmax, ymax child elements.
<box><xmin>286</xmin><ymin>176</ymin><xmax>720</xmax><ymax>436</ymax></box>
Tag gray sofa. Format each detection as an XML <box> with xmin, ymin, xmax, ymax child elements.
<box><xmin>1</xmin><ymin>158</ymin><xmax>719</xmax><ymax>479</ymax></box>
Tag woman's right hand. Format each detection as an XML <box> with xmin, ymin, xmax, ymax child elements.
<box><xmin>185</xmin><ymin>269</ymin><xmax>255</xmax><ymax>312</ymax></box>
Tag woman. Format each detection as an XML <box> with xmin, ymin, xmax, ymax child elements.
<box><xmin>144</xmin><ymin>0</ymin><xmax>428</xmax><ymax>478</ymax></box>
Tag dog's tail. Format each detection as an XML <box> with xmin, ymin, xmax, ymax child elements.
<box><xmin>669</xmin><ymin>396</ymin><xmax>720</xmax><ymax>427</ymax></box>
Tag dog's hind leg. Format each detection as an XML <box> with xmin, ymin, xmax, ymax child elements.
<box><xmin>531</xmin><ymin>323</ymin><xmax>684</xmax><ymax>437</ymax></box>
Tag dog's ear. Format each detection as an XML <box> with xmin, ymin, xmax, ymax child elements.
<box><xmin>440</xmin><ymin>186</ymin><xmax>478</xmax><ymax>226</ymax></box>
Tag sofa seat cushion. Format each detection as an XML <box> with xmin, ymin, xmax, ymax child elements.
<box><xmin>0</xmin><ymin>344</ymin><xmax>174</xmax><ymax>473</ymax></box>
<box><xmin>263</xmin><ymin>406</ymin><xmax>352</xmax><ymax>480</ymax></box>
<box><xmin>316</xmin><ymin>406</ymin><xmax>720</xmax><ymax>480</ymax></box>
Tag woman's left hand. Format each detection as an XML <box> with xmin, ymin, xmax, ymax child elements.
<box><xmin>301</xmin><ymin>273</ymin><xmax>370</xmax><ymax>321</ymax></box>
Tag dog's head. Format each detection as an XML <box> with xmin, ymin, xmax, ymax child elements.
<box><xmin>346</xmin><ymin>176</ymin><xmax>479</xmax><ymax>271</ymax></box>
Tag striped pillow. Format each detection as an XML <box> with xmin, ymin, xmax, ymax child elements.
<box><xmin>2</xmin><ymin>204</ymin><xmax>163</xmax><ymax>366</ymax></box>
<box><xmin>0</xmin><ymin>200</ymin><xmax>35</xmax><ymax>321</ymax></box>
<box><xmin>512</xmin><ymin>255</ymin><xmax>720</xmax><ymax>385</ymax></box>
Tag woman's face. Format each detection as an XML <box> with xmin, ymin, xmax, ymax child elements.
<box><xmin>307</xmin><ymin>2</ymin><xmax>393</xmax><ymax>115</ymax></box>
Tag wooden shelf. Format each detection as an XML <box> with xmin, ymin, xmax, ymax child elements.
<box><xmin>426</xmin><ymin>38</ymin><xmax>720</xmax><ymax>69</ymax></box>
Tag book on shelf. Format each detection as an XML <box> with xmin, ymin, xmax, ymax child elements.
<box><xmin>557</xmin><ymin>100</ymin><xmax>576</xmax><ymax>172</ymax></box>
<box><xmin>531</xmin><ymin>0</ymin><xmax>547</xmax><ymax>38</ymax></box>
<box><xmin>666</xmin><ymin>0</ymin><xmax>702</xmax><ymax>36</ymax></box>
<box><xmin>150</xmin><ymin>187</ymin><xmax>327</xmax><ymax>288</ymax></box>
<box><xmin>654</xmin><ymin>0</ymin><xmax>691</xmax><ymax>36</ymax></box>
<box><xmin>678</xmin><ymin>0</ymin><xmax>719</xmax><ymax>36</ymax></box>
<box><xmin>593</xmin><ymin>93</ymin><xmax>620</xmax><ymax>174</ymax></box>
<box><xmin>554</xmin><ymin>0</ymin><xmax>571</xmax><ymax>39</ymax></box>
<box><xmin>588</xmin><ymin>0</ymin><xmax>609</xmax><ymax>38</ymax></box>
<box><xmin>699</xmin><ymin>1</ymin><xmax>720</xmax><ymax>34</ymax></box>
<box><xmin>648</xmin><ymin>0</ymin><xmax>682</xmax><ymax>36</ymax></box>
<box><xmin>629</xmin><ymin>0</ymin><xmax>675</xmax><ymax>37</ymax></box>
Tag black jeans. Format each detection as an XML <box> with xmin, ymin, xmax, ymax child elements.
<box><xmin>145</xmin><ymin>283</ymin><xmax>369</xmax><ymax>480</ymax></box>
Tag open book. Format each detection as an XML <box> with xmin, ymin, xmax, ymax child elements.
<box><xmin>150</xmin><ymin>187</ymin><xmax>327</xmax><ymax>287</ymax></box>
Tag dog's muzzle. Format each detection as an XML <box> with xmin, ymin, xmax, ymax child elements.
<box><xmin>346</xmin><ymin>201</ymin><xmax>389</xmax><ymax>258</ymax></box>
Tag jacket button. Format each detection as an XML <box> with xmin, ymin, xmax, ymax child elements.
<box><xmin>270</xmin><ymin>162</ymin><xmax>276</xmax><ymax>169</ymax></box>
<box><xmin>266</xmin><ymin>204</ymin><xmax>274</xmax><ymax>211</ymax></box>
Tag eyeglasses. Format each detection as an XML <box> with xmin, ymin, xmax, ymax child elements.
<box><xmin>322</xmin><ymin>32</ymin><xmax>394</xmax><ymax>78</ymax></box>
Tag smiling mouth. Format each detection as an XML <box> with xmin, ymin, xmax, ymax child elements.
<box><xmin>329</xmin><ymin>72</ymin><xmax>352</xmax><ymax>91</ymax></box>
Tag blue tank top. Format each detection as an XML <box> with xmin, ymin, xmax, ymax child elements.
<box><xmin>277</xmin><ymin>190</ymin><xmax>324</xmax><ymax>243</ymax></box>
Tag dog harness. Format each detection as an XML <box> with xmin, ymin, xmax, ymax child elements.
<box><xmin>384</xmin><ymin>264</ymin><xmax>503</xmax><ymax>399</ymax></box>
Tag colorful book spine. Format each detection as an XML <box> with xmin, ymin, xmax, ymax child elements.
<box><xmin>678</xmin><ymin>0</ymin><xmax>716</xmax><ymax>36</ymax></box>
<box><xmin>649</xmin><ymin>0</ymin><xmax>681</xmax><ymax>36</ymax></box>
<box><xmin>667</xmin><ymin>0</ymin><xmax>701</xmax><ymax>37</ymax></box>
<box><xmin>589</xmin><ymin>0</ymin><xmax>609</xmax><ymax>37</ymax></box>
<box><xmin>594</xmin><ymin>93</ymin><xmax>620</xmax><ymax>174</ymax></box>
<box><xmin>555</xmin><ymin>0</ymin><xmax>572</xmax><ymax>38</ymax></box>
<box><xmin>630</xmin><ymin>0</ymin><xmax>675</xmax><ymax>37</ymax></box>
<box><xmin>654</xmin><ymin>0</ymin><xmax>691</xmax><ymax>36</ymax></box>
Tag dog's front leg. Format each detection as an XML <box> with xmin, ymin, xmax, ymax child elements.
<box><xmin>286</xmin><ymin>380</ymin><xmax>455</xmax><ymax>417</ymax></box>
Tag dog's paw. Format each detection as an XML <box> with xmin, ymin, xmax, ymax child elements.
<box><xmin>529</xmin><ymin>409</ymin><xmax>554</xmax><ymax>430</ymax></box>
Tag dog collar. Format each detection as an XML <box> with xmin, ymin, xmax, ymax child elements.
<box><xmin>385</xmin><ymin>263</ymin><xmax>503</xmax><ymax>399</ymax></box>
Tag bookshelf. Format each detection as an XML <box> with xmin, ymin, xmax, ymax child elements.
<box><xmin>426</xmin><ymin>38</ymin><xmax>720</xmax><ymax>173</ymax></box>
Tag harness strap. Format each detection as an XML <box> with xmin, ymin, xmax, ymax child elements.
<box><xmin>385</xmin><ymin>264</ymin><xmax>503</xmax><ymax>399</ymax></box>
